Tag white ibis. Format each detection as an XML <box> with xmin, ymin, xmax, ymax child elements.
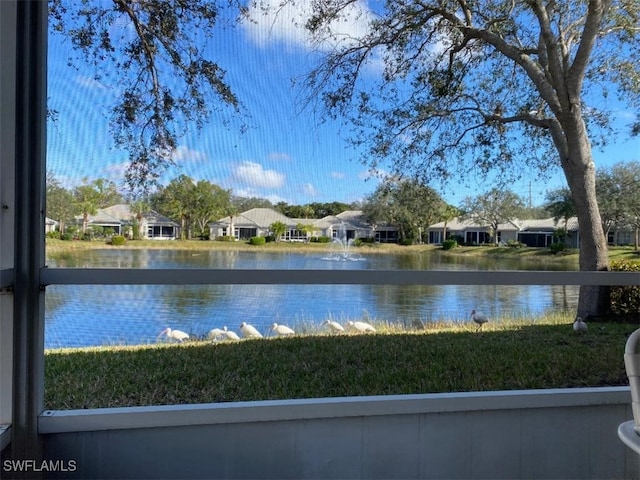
<box><xmin>470</xmin><ymin>309</ymin><xmax>489</xmax><ymax>332</ymax></box>
<box><xmin>347</xmin><ymin>321</ymin><xmax>376</xmax><ymax>333</ymax></box>
<box><xmin>223</xmin><ymin>326</ymin><xmax>240</xmax><ymax>341</ymax></box>
<box><xmin>271</xmin><ymin>323</ymin><xmax>295</xmax><ymax>336</ymax></box>
<box><xmin>159</xmin><ymin>327</ymin><xmax>189</xmax><ymax>343</ymax></box>
<box><xmin>207</xmin><ymin>328</ymin><xmax>225</xmax><ymax>341</ymax></box>
<box><xmin>240</xmin><ymin>322</ymin><xmax>263</xmax><ymax>339</ymax></box>
<box><xmin>322</xmin><ymin>320</ymin><xmax>345</xmax><ymax>333</ymax></box>
<box><xmin>573</xmin><ymin>316</ymin><xmax>588</xmax><ymax>333</ymax></box>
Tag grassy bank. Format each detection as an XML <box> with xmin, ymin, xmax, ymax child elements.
<box><xmin>439</xmin><ymin>244</ymin><xmax>639</xmax><ymax>262</ymax></box>
<box><xmin>45</xmin><ymin>238</ymin><xmax>413</xmax><ymax>255</ymax></box>
<box><xmin>45</xmin><ymin>238</ymin><xmax>639</xmax><ymax>262</ymax></box>
<box><xmin>45</xmin><ymin>315</ymin><xmax>637</xmax><ymax>410</ymax></box>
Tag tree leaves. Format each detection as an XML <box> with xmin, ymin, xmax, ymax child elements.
<box><xmin>49</xmin><ymin>0</ymin><xmax>244</xmax><ymax>195</ymax></box>
<box><xmin>363</xmin><ymin>178</ymin><xmax>446</xmax><ymax>241</ymax></box>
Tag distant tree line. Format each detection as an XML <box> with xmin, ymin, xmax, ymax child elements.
<box><xmin>46</xmin><ymin>160</ymin><xmax>639</xmax><ymax>247</ymax></box>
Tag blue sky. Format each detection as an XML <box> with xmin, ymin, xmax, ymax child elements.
<box><xmin>46</xmin><ymin>1</ymin><xmax>639</xmax><ymax>208</ymax></box>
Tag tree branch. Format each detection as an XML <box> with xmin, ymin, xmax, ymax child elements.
<box><xmin>568</xmin><ymin>0</ymin><xmax>612</xmax><ymax>100</ymax></box>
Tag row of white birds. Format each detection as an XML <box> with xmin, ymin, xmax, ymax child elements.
<box><xmin>159</xmin><ymin>311</ymin><xmax>587</xmax><ymax>343</ymax></box>
<box><xmin>159</xmin><ymin>320</ymin><xmax>376</xmax><ymax>343</ymax></box>
<box><xmin>158</xmin><ymin>310</ymin><xmax>492</xmax><ymax>343</ymax></box>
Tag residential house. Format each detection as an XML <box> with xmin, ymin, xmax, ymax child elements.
<box><xmin>209</xmin><ymin>208</ymin><xmax>401</xmax><ymax>243</ymax></box>
<box><xmin>426</xmin><ymin>216</ymin><xmax>636</xmax><ymax>248</ymax></box>
<box><xmin>515</xmin><ymin>217</ymin><xmax>580</xmax><ymax>248</ymax></box>
<box><xmin>427</xmin><ymin>217</ymin><xmax>520</xmax><ymax>245</ymax></box>
<box><xmin>313</xmin><ymin>210</ymin><xmax>374</xmax><ymax>241</ymax></box>
<box><xmin>209</xmin><ymin>208</ymin><xmax>296</xmax><ymax>240</ymax></box>
<box><xmin>82</xmin><ymin>208</ymin><xmax>123</xmax><ymax>235</ymax></box>
<box><xmin>607</xmin><ymin>226</ymin><xmax>636</xmax><ymax>246</ymax></box>
<box><xmin>332</xmin><ymin>210</ymin><xmax>398</xmax><ymax>243</ymax></box>
<box><xmin>81</xmin><ymin>204</ymin><xmax>180</xmax><ymax>240</ymax></box>
<box><xmin>44</xmin><ymin>217</ymin><xmax>58</xmax><ymax>233</ymax></box>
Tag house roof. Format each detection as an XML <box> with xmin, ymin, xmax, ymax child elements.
<box><xmin>516</xmin><ymin>217</ymin><xmax>579</xmax><ymax>231</ymax></box>
<box><xmin>84</xmin><ymin>204</ymin><xmax>179</xmax><ymax>227</ymax></box>
<box><xmin>336</xmin><ymin>210</ymin><xmax>368</xmax><ymax>226</ymax></box>
<box><xmin>212</xmin><ymin>208</ymin><xmax>294</xmax><ymax>228</ymax></box>
<box><xmin>242</xmin><ymin>208</ymin><xmax>293</xmax><ymax>226</ymax></box>
<box><xmin>211</xmin><ymin>208</ymin><xmax>376</xmax><ymax>232</ymax></box>
<box><xmin>313</xmin><ymin>215</ymin><xmax>342</xmax><ymax>229</ymax></box>
<box><xmin>85</xmin><ymin>209</ymin><xmax>122</xmax><ymax>226</ymax></box>
<box><xmin>427</xmin><ymin>217</ymin><xmax>521</xmax><ymax>230</ymax></box>
<box><xmin>101</xmin><ymin>204</ymin><xmax>134</xmax><ymax>220</ymax></box>
<box><xmin>313</xmin><ymin>210</ymin><xmax>372</xmax><ymax>231</ymax></box>
<box><xmin>140</xmin><ymin>210</ymin><xmax>180</xmax><ymax>226</ymax></box>
<box><xmin>428</xmin><ymin>216</ymin><xmax>580</xmax><ymax>232</ymax></box>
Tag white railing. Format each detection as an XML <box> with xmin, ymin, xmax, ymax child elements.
<box><xmin>40</xmin><ymin>267</ymin><xmax>639</xmax><ymax>286</ymax></box>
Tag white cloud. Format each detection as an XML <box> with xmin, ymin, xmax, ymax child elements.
<box><xmin>233</xmin><ymin>161</ymin><xmax>285</xmax><ymax>188</ymax></box>
<box><xmin>236</xmin><ymin>187</ymin><xmax>287</xmax><ymax>205</ymax></box>
<box><xmin>265</xmin><ymin>193</ymin><xmax>288</xmax><ymax>204</ymax></box>
<box><xmin>74</xmin><ymin>75</ymin><xmax>107</xmax><ymax>90</ymax></box>
<box><xmin>233</xmin><ymin>187</ymin><xmax>260</xmax><ymax>198</ymax></box>
<box><xmin>358</xmin><ymin>168</ymin><xmax>387</xmax><ymax>181</ymax></box>
<box><xmin>357</xmin><ymin>169</ymin><xmax>373</xmax><ymax>180</ymax></box>
<box><xmin>331</xmin><ymin>171</ymin><xmax>346</xmax><ymax>179</ymax></box>
<box><xmin>267</xmin><ymin>152</ymin><xmax>293</xmax><ymax>161</ymax></box>
<box><xmin>170</xmin><ymin>145</ymin><xmax>207</xmax><ymax>163</ymax></box>
<box><xmin>103</xmin><ymin>162</ymin><xmax>129</xmax><ymax>181</ymax></box>
<box><xmin>243</xmin><ymin>0</ymin><xmax>373</xmax><ymax>51</ymax></box>
<box><xmin>614</xmin><ymin>109</ymin><xmax>636</xmax><ymax>121</ymax></box>
<box><xmin>301</xmin><ymin>182</ymin><xmax>318</xmax><ymax>197</ymax></box>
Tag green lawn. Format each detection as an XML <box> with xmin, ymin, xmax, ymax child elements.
<box><xmin>45</xmin><ymin>316</ymin><xmax>638</xmax><ymax>410</ymax></box>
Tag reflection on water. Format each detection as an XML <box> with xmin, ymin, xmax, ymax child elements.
<box><xmin>45</xmin><ymin>249</ymin><xmax>579</xmax><ymax>348</ymax></box>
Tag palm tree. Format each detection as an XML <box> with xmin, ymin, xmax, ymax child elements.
<box><xmin>544</xmin><ymin>188</ymin><xmax>576</xmax><ymax>242</ymax></box>
<box><xmin>226</xmin><ymin>205</ymin><xmax>238</xmax><ymax>240</ymax></box>
<box><xmin>130</xmin><ymin>200</ymin><xmax>149</xmax><ymax>239</ymax></box>
<box><xmin>440</xmin><ymin>205</ymin><xmax>460</xmax><ymax>243</ymax></box>
<box><xmin>270</xmin><ymin>221</ymin><xmax>287</xmax><ymax>242</ymax></box>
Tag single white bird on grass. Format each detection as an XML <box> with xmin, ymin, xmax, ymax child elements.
<box><xmin>271</xmin><ymin>323</ymin><xmax>295</xmax><ymax>336</ymax></box>
<box><xmin>573</xmin><ymin>316</ymin><xmax>588</xmax><ymax>333</ymax></box>
<box><xmin>159</xmin><ymin>327</ymin><xmax>189</xmax><ymax>343</ymax></box>
<box><xmin>470</xmin><ymin>310</ymin><xmax>489</xmax><ymax>332</ymax></box>
<box><xmin>322</xmin><ymin>320</ymin><xmax>345</xmax><ymax>334</ymax></box>
<box><xmin>222</xmin><ymin>326</ymin><xmax>240</xmax><ymax>341</ymax></box>
<box><xmin>240</xmin><ymin>322</ymin><xmax>263</xmax><ymax>339</ymax></box>
<box><xmin>347</xmin><ymin>321</ymin><xmax>376</xmax><ymax>333</ymax></box>
<box><xmin>207</xmin><ymin>328</ymin><xmax>225</xmax><ymax>341</ymax></box>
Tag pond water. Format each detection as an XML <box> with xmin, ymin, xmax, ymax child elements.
<box><xmin>45</xmin><ymin>248</ymin><xmax>579</xmax><ymax>349</ymax></box>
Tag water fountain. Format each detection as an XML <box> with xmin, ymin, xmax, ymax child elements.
<box><xmin>323</xmin><ymin>222</ymin><xmax>365</xmax><ymax>261</ymax></box>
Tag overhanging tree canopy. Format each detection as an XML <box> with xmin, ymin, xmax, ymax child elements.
<box><xmin>297</xmin><ymin>0</ymin><xmax>640</xmax><ymax>317</ymax></box>
<box><xmin>49</xmin><ymin>0</ymin><xmax>244</xmax><ymax>194</ymax></box>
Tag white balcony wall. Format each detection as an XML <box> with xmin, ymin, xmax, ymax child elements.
<box><xmin>41</xmin><ymin>387</ymin><xmax>639</xmax><ymax>479</ymax></box>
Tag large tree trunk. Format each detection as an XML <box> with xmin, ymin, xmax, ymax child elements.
<box><xmin>553</xmin><ymin>112</ymin><xmax>609</xmax><ymax>318</ymax></box>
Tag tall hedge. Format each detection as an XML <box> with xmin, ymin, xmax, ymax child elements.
<box><xmin>609</xmin><ymin>260</ymin><xmax>640</xmax><ymax>317</ymax></box>
<box><xmin>249</xmin><ymin>236</ymin><xmax>266</xmax><ymax>246</ymax></box>
<box><xmin>110</xmin><ymin>235</ymin><xmax>126</xmax><ymax>246</ymax></box>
